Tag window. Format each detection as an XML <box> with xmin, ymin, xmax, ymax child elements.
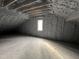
<box><xmin>37</xmin><ymin>19</ymin><xmax>43</xmax><ymax>31</ymax></box>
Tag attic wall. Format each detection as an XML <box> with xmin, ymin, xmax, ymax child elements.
<box><xmin>0</xmin><ymin>7</ymin><xmax>29</xmax><ymax>32</ymax></box>
<box><xmin>20</xmin><ymin>14</ymin><xmax>79</xmax><ymax>43</ymax></box>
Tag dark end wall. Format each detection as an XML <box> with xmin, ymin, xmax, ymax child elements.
<box><xmin>19</xmin><ymin>14</ymin><xmax>79</xmax><ymax>43</ymax></box>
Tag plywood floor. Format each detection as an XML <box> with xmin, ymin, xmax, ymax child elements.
<box><xmin>0</xmin><ymin>36</ymin><xmax>79</xmax><ymax>59</ymax></box>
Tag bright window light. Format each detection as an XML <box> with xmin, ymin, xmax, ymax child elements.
<box><xmin>37</xmin><ymin>20</ymin><xmax>43</xmax><ymax>31</ymax></box>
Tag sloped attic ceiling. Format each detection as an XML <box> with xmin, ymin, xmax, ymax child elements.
<box><xmin>0</xmin><ymin>0</ymin><xmax>79</xmax><ymax>31</ymax></box>
<box><xmin>0</xmin><ymin>0</ymin><xmax>79</xmax><ymax>18</ymax></box>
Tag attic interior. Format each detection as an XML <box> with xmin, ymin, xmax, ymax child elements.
<box><xmin>0</xmin><ymin>0</ymin><xmax>79</xmax><ymax>59</ymax></box>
